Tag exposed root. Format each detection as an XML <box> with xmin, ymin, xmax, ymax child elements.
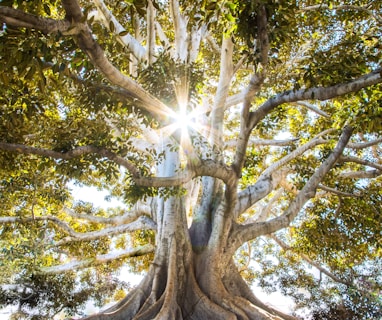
<box><xmin>134</xmin><ymin>293</ymin><xmax>165</xmax><ymax>320</ymax></box>
<box><xmin>155</xmin><ymin>239</ymin><xmax>180</xmax><ymax>320</ymax></box>
<box><xmin>83</xmin><ymin>269</ymin><xmax>154</xmax><ymax>320</ymax></box>
<box><xmin>83</xmin><ymin>239</ymin><xmax>296</xmax><ymax>320</ymax></box>
<box><xmin>223</xmin><ymin>260</ymin><xmax>299</xmax><ymax>320</ymax></box>
<box><xmin>183</xmin><ymin>270</ymin><xmax>237</xmax><ymax>320</ymax></box>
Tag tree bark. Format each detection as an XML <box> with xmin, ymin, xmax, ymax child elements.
<box><xmin>83</xmin><ymin>197</ymin><xmax>293</xmax><ymax>320</ymax></box>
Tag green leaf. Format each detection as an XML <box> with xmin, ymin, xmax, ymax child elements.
<box><xmin>43</xmin><ymin>4</ymin><xmax>51</xmax><ymax>16</ymax></box>
<box><xmin>109</xmin><ymin>21</ymin><xmax>115</xmax><ymax>33</ymax></box>
<box><xmin>118</xmin><ymin>30</ymin><xmax>129</xmax><ymax>37</ymax></box>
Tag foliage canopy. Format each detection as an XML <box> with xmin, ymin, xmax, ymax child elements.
<box><xmin>0</xmin><ymin>0</ymin><xmax>381</xmax><ymax>319</ymax></box>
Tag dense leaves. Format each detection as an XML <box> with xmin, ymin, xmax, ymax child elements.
<box><xmin>0</xmin><ymin>0</ymin><xmax>381</xmax><ymax>319</ymax></box>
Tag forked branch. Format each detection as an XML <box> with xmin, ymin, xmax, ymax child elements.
<box><xmin>230</xmin><ymin>126</ymin><xmax>353</xmax><ymax>251</ymax></box>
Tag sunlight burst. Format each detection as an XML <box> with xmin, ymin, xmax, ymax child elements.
<box><xmin>172</xmin><ymin>104</ymin><xmax>195</xmax><ymax>132</ymax></box>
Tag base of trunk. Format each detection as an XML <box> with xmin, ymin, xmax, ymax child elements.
<box><xmin>83</xmin><ymin>253</ymin><xmax>296</xmax><ymax>320</ymax></box>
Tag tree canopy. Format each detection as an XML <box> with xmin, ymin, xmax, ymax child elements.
<box><xmin>0</xmin><ymin>0</ymin><xmax>381</xmax><ymax>319</ymax></box>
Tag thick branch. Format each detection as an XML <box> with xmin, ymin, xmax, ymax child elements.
<box><xmin>92</xmin><ymin>0</ymin><xmax>146</xmax><ymax>61</ymax></box>
<box><xmin>235</xmin><ymin>132</ymin><xmax>332</xmax><ymax>216</ymax></box>
<box><xmin>169</xmin><ymin>0</ymin><xmax>188</xmax><ymax>61</ymax></box>
<box><xmin>210</xmin><ymin>36</ymin><xmax>234</xmax><ymax>147</ymax></box>
<box><xmin>248</xmin><ymin>68</ymin><xmax>382</xmax><ymax>130</ymax></box>
<box><xmin>225</xmin><ymin>92</ymin><xmax>245</xmax><ymax>109</ymax></box>
<box><xmin>61</xmin><ymin>0</ymin><xmax>171</xmax><ymax>120</ymax></box>
<box><xmin>0</xmin><ymin>6</ymin><xmax>71</xmax><ymax>34</ymax></box>
<box><xmin>146</xmin><ymin>0</ymin><xmax>156</xmax><ymax>64</ymax></box>
<box><xmin>233</xmin><ymin>4</ymin><xmax>269</xmax><ymax>173</ymax></box>
<box><xmin>39</xmin><ymin>244</ymin><xmax>154</xmax><ymax>274</ymax></box>
<box><xmin>235</xmin><ymin>172</ymin><xmax>285</xmax><ymax>218</ymax></box>
<box><xmin>138</xmin><ymin>158</ymin><xmax>236</xmax><ymax>187</ymax></box>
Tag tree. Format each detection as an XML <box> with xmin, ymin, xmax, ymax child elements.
<box><xmin>0</xmin><ymin>0</ymin><xmax>381</xmax><ymax>319</ymax></box>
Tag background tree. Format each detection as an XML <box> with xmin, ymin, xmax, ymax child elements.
<box><xmin>0</xmin><ymin>0</ymin><xmax>381</xmax><ymax>319</ymax></box>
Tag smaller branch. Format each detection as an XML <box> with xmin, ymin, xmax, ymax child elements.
<box><xmin>225</xmin><ymin>138</ymin><xmax>299</xmax><ymax>149</ymax></box>
<box><xmin>268</xmin><ymin>234</ymin><xmax>351</xmax><ymax>286</ymax></box>
<box><xmin>248</xmin><ymin>138</ymin><xmax>299</xmax><ymax>147</ymax></box>
<box><xmin>235</xmin><ymin>129</ymin><xmax>334</xmax><ymax>210</ymax></box>
<box><xmin>155</xmin><ymin>20</ymin><xmax>170</xmax><ymax>48</ymax></box>
<box><xmin>250</xmin><ymin>189</ymin><xmax>284</xmax><ymax>223</ymax></box>
<box><xmin>300</xmin><ymin>4</ymin><xmax>382</xmax><ymax>24</ymax></box>
<box><xmin>347</xmin><ymin>137</ymin><xmax>382</xmax><ymax>149</ymax></box>
<box><xmin>235</xmin><ymin>170</ymin><xmax>287</xmax><ymax>218</ymax></box>
<box><xmin>134</xmin><ymin>169</ymin><xmax>195</xmax><ymax>187</ymax></box>
<box><xmin>0</xmin><ymin>215</ymin><xmax>156</xmax><ymax>246</ymax></box>
<box><xmin>92</xmin><ymin>0</ymin><xmax>146</xmax><ymax>61</ymax></box>
<box><xmin>231</xmin><ymin>126</ymin><xmax>352</xmax><ymax>249</ymax></box>
<box><xmin>63</xmin><ymin>202</ymin><xmax>151</xmax><ymax>225</ymax></box>
<box><xmin>39</xmin><ymin>244</ymin><xmax>155</xmax><ymax>274</ymax></box>
<box><xmin>0</xmin><ymin>215</ymin><xmax>74</xmax><ymax>233</ymax></box>
<box><xmin>339</xmin><ymin>169</ymin><xmax>381</xmax><ymax>179</ymax></box>
<box><xmin>54</xmin><ymin>215</ymin><xmax>156</xmax><ymax>246</ymax></box>
<box><xmin>189</xmin><ymin>24</ymin><xmax>206</xmax><ymax>63</ymax></box>
<box><xmin>295</xmin><ymin>101</ymin><xmax>330</xmax><ymax>118</ymax></box>
<box><xmin>248</xmin><ymin>68</ymin><xmax>382</xmax><ymax>130</ymax></box>
<box><xmin>205</xmin><ymin>32</ymin><xmax>221</xmax><ymax>54</ymax></box>
<box><xmin>318</xmin><ymin>184</ymin><xmax>361</xmax><ymax>197</ymax></box>
<box><xmin>339</xmin><ymin>155</ymin><xmax>382</xmax><ymax>171</ymax></box>
<box><xmin>233</xmin><ymin>53</ymin><xmax>249</xmax><ymax>75</ymax></box>
<box><xmin>146</xmin><ymin>0</ymin><xmax>156</xmax><ymax>64</ymax></box>
<box><xmin>0</xmin><ymin>142</ymin><xmax>235</xmax><ymax>188</ymax></box>
<box><xmin>261</xmin><ymin>136</ymin><xmax>328</xmax><ymax>178</ymax></box>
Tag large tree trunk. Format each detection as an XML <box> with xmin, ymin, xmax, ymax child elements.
<box><xmin>83</xmin><ymin>139</ymin><xmax>295</xmax><ymax>320</ymax></box>
<box><xmin>83</xmin><ymin>194</ymin><xmax>295</xmax><ymax>320</ymax></box>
